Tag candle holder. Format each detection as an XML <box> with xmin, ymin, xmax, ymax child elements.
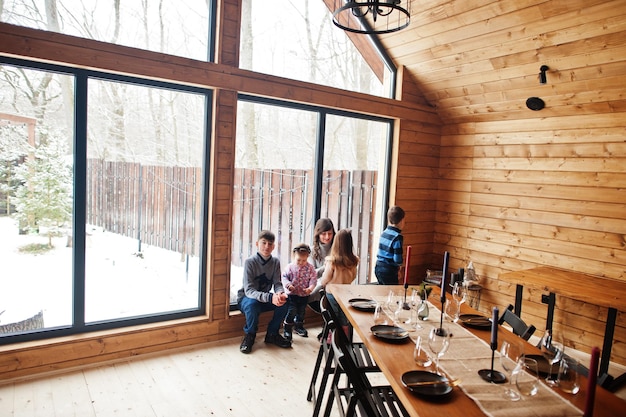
<box><xmin>478</xmin><ymin>348</ymin><xmax>506</xmax><ymax>383</ymax></box>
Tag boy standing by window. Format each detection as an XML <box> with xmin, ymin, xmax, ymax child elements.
<box><xmin>237</xmin><ymin>230</ymin><xmax>291</xmax><ymax>354</ymax></box>
<box><xmin>374</xmin><ymin>206</ymin><xmax>406</xmax><ymax>285</ymax></box>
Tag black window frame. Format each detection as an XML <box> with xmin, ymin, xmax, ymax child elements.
<box><xmin>0</xmin><ymin>55</ymin><xmax>213</xmax><ymax>345</ymax></box>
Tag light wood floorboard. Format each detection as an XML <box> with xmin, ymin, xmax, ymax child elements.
<box><xmin>3</xmin><ymin>326</ymin><xmax>625</xmax><ymax>417</ymax></box>
<box><xmin>0</xmin><ymin>325</ymin><xmax>346</xmax><ymax>417</ymax></box>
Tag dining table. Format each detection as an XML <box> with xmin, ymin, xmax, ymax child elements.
<box><xmin>326</xmin><ymin>283</ymin><xmax>626</xmax><ymax>417</ymax></box>
<box><xmin>498</xmin><ymin>266</ymin><xmax>626</xmax><ymax>390</ymax></box>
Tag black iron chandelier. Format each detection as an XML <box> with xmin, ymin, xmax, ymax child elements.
<box><xmin>332</xmin><ymin>1</ymin><xmax>411</xmax><ymax>35</ymax></box>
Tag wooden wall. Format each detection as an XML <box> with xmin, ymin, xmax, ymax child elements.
<box><xmin>409</xmin><ymin>1</ymin><xmax>626</xmax><ymax>366</ymax></box>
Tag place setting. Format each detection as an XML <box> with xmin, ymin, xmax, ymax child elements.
<box><xmin>400</xmin><ymin>252</ymin><xmax>459</xmax><ymax>400</ymax></box>
<box><xmin>348</xmin><ymin>297</ymin><xmax>378</xmax><ymax>312</ymax></box>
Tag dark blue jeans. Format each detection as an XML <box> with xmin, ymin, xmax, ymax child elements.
<box><xmin>238</xmin><ymin>296</ymin><xmax>289</xmax><ymax>336</ymax></box>
<box><xmin>375</xmin><ymin>264</ymin><xmax>399</xmax><ymax>285</ymax></box>
<box><xmin>284</xmin><ymin>294</ymin><xmax>309</xmax><ymax>324</ymax></box>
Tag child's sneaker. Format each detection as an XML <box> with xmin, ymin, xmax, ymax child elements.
<box><xmin>294</xmin><ymin>323</ymin><xmax>308</xmax><ymax>337</ymax></box>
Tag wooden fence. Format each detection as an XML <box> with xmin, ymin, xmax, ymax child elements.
<box><xmin>85</xmin><ymin>161</ymin><xmax>378</xmax><ymax>283</ymax></box>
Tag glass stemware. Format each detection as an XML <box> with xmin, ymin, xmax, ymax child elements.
<box><xmin>500</xmin><ymin>340</ymin><xmax>523</xmax><ymax>401</ymax></box>
<box><xmin>413</xmin><ymin>335</ymin><xmax>432</xmax><ymax>367</ymax></box>
<box><xmin>452</xmin><ymin>281</ymin><xmax>467</xmax><ymax>305</ymax></box>
<box><xmin>539</xmin><ymin>329</ymin><xmax>564</xmax><ymax>386</ymax></box>
<box><xmin>444</xmin><ymin>299</ymin><xmax>460</xmax><ymax>323</ymax></box>
<box><xmin>428</xmin><ymin>326</ymin><xmax>451</xmax><ymax>375</ymax></box>
<box><xmin>516</xmin><ymin>357</ymin><xmax>539</xmax><ymax>396</ymax></box>
<box><xmin>385</xmin><ymin>290</ymin><xmax>399</xmax><ymax>317</ymax></box>
<box><xmin>373</xmin><ymin>302</ymin><xmax>389</xmax><ymax>326</ymax></box>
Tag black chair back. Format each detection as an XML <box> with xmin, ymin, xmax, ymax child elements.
<box><xmin>498</xmin><ymin>304</ymin><xmax>536</xmax><ymax>340</ymax></box>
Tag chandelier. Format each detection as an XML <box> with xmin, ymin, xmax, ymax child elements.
<box><xmin>332</xmin><ymin>1</ymin><xmax>411</xmax><ymax>35</ymax></box>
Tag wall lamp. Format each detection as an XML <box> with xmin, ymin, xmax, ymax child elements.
<box><xmin>539</xmin><ymin>65</ymin><xmax>549</xmax><ymax>84</ymax></box>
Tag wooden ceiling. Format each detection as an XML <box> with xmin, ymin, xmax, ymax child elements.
<box><xmin>371</xmin><ymin>0</ymin><xmax>626</xmax><ymax>124</ymax></box>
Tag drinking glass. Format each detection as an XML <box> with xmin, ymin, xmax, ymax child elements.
<box><xmin>558</xmin><ymin>356</ymin><xmax>580</xmax><ymax>394</ymax></box>
<box><xmin>444</xmin><ymin>299</ymin><xmax>460</xmax><ymax>323</ymax></box>
<box><xmin>539</xmin><ymin>329</ymin><xmax>564</xmax><ymax>386</ymax></box>
<box><xmin>452</xmin><ymin>281</ymin><xmax>467</xmax><ymax>305</ymax></box>
<box><xmin>410</xmin><ymin>290</ymin><xmax>423</xmax><ymax>329</ymax></box>
<box><xmin>373</xmin><ymin>302</ymin><xmax>389</xmax><ymax>326</ymax></box>
<box><xmin>413</xmin><ymin>335</ymin><xmax>432</xmax><ymax>367</ymax></box>
<box><xmin>500</xmin><ymin>340</ymin><xmax>523</xmax><ymax>401</ymax></box>
<box><xmin>385</xmin><ymin>290</ymin><xmax>398</xmax><ymax>317</ymax></box>
<box><xmin>515</xmin><ymin>357</ymin><xmax>539</xmax><ymax>396</ymax></box>
<box><xmin>428</xmin><ymin>326</ymin><xmax>451</xmax><ymax>375</ymax></box>
<box><xmin>395</xmin><ymin>301</ymin><xmax>412</xmax><ymax>325</ymax></box>
<box><xmin>417</xmin><ymin>293</ymin><xmax>429</xmax><ymax>321</ymax></box>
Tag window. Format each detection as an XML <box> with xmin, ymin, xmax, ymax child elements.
<box><xmin>240</xmin><ymin>0</ymin><xmax>392</xmax><ymax>97</ymax></box>
<box><xmin>230</xmin><ymin>96</ymin><xmax>391</xmax><ymax>304</ymax></box>
<box><xmin>0</xmin><ymin>65</ymin><xmax>75</xmax><ymax>331</ymax></box>
<box><xmin>0</xmin><ymin>58</ymin><xmax>211</xmax><ymax>342</ymax></box>
<box><xmin>1</xmin><ymin>0</ymin><xmax>214</xmax><ymax>61</ymax></box>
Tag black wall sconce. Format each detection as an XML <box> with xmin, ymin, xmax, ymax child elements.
<box><xmin>526</xmin><ymin>65</ymin><xmax>550</xmax><ymax>110</ymax></box>
<box><xmin>539</xmin><ymin>65</ymin><xmax>549</xmax><ymax>84</ymax></box>
<box><xmin>526</xmin><ymin>97</ymin><xmax>545</xmax><ymax>111</ymax></box>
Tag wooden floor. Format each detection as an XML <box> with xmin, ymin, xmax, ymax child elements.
<box><xmin>0</xmin><ymin>325</ymin><xmax>343</xmax><ymax>417</ymax></box>
<box><xmin>2</xmin><ymin>325</ymin><xmax>626</xmax><ymax>417</ymax></box>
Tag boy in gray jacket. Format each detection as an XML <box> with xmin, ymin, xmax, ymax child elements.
<box><xmin>237</xmin><ymin>230</ymin><xmax>291</xmax><ymax>353</ymax></box>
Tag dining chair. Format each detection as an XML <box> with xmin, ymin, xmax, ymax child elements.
<box><xmin>498</xmin><ymin>304</ymin><xmax>536</xmax><ymax>340</ymax></box>
<box><xmin>328</xmin><ymin>329</ymin><xmax>410</xmax><ymax>417</ymax></box>
<box><xmin>308</xmin><ymin>294</ymin><xmax>379</xmax><ymax>417</ymax></box>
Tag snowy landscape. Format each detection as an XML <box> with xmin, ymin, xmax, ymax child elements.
<box><xmin>0</xmin><ymin>216</ymin><xmax>202</xmax><ymax>329</ymax></box>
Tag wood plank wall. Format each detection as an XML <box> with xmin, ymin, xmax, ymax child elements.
<box><xmin>415</xmin><ymin>0</ymin><xmax>626</xmax><ymax>366</ymax></box>
<box><xmin>435</xmin><ymin>115</ymin><xmax>626</xmax><ymax>366</ymax></box>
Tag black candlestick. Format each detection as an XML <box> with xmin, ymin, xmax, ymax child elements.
<box><xmin>478</xmin><ymin>349</ymin><xmax>506</xmax><ymax>383</ymax></box>
<box><xmin>479</xmin><ymin>307</ymin><xmax>506</xmax><ymax>383</ymax></box>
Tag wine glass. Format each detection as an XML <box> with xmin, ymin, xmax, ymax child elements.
<box><xmin>373</xmin><ymin>302</ymin><xmax>389</xmax><ymax>326</ymax></box>
<box><xmin>452</xmin><ymin>281</ymin><xmax>467</xmax><ymax>305</ymax></box>
<box><xmin>444</xmin><ymin>299</ymin><xmax>460</xmax><ymax>323</ymax></box>
<box><xmin>385</xmin><ymin>290</ymin><xmax>398</xmax><ymax>317</ymax></box>
<box><xmin>410</xmin><ymin>290</ymin><xmax>424</xmax><ymax>329</ymax></box>
<box><xmin>539</xmin><ymin>329</ymin><xmax>564</xmax><ymax>386</ymax></box>
<box><xmin>413</xmin><ymin>335</ymin><xmax>432</xmax><ymax>367</ymax></box>
<box><xmin>428</xmin><ymin>326</ymin><xmax>451</xmax><ymax>375</ymax></box>
<box><xmin>500</xmin><ymin>340</ymin><xmax>523</xmax><ymax>401</ymax></box>
<box><xmin>516</xmin><ymin>357</ymin><xmax>539</xmax><ymax>396</ymax></box>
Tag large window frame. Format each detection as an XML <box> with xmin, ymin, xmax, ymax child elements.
<box><xmin>229</xmin><ymin>94</ymin><xmax>393</xmax><ymax>308</ymax></box>
<box><xmin>0</xmin><ymin>56</ymin><xmax>212</xmax><ymax>345</ymax></box>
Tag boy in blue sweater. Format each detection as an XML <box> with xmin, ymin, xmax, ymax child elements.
<box><xmin>374</xmin><ymin>206</ymin><xmax>406</xmax><ymax>285</ymax></box>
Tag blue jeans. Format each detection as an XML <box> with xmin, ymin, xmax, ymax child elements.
<box><xmin>375</xmin><ymin>264</ymin><xmax>399</xmax><ymax>285</ymax></box>
<box><xmin>238</xmin><ymin>296</ymin><xmax>289</xmax><ymax>335</ymax></box>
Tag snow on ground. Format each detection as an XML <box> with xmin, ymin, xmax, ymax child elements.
<box><xmin>1</xmin><ymin>216</ymin><xmax>200</xmax><ymax>328</ymax></box>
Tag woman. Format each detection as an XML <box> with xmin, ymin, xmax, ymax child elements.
<box><xmin>308</xmin><ymin>218</ymin><xmax>336</xmax><ymax>313</ymax></box>
<box><xmin>310</xmin><ymin>218</ymin><xmax>336</xmax><ymax>278</ymax></box>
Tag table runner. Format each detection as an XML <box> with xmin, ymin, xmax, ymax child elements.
<box><xmin>373</xmin><ymin>297</ymin><xmax>583</xmax><ymax>417</ymax></box>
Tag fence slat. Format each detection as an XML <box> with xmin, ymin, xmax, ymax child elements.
<box><xmin>85</xmin><ymin>162</ymin><xmax>376</xmax><ymax>282</ymax></box>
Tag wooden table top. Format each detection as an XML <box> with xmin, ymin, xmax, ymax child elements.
<box><xmin>499</xmin><ymin>266</ymin><xmax>626</xmax><ymax>312</ymax></box>
<box><xmin>327</xmin><ymin>283</ymin><xmax>626</xmax><ymax>417</ymax></box>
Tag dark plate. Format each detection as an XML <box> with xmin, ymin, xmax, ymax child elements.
<box><xmin>459</xmin><ymin>314</ymin><xmax>492</xmax><ymax>330</ymax></box>
<box><xmin>349</xmin><ymin>298</ymin><xmax>377</xmax><ymax>312</ymax></box>
<box><xmin>370</xmin><ymin>325</ymin><xmax>410</xmax><ymax>343</ymax></box>
<box><xmin>402</xmin><ymin>370</ymin><xmax>453</xmax><ymax>397</ymax></box>
<box><xmin>526</xmin><ymin>354</ymin><xmax>559</xmax><ymax>378</ymax></box>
